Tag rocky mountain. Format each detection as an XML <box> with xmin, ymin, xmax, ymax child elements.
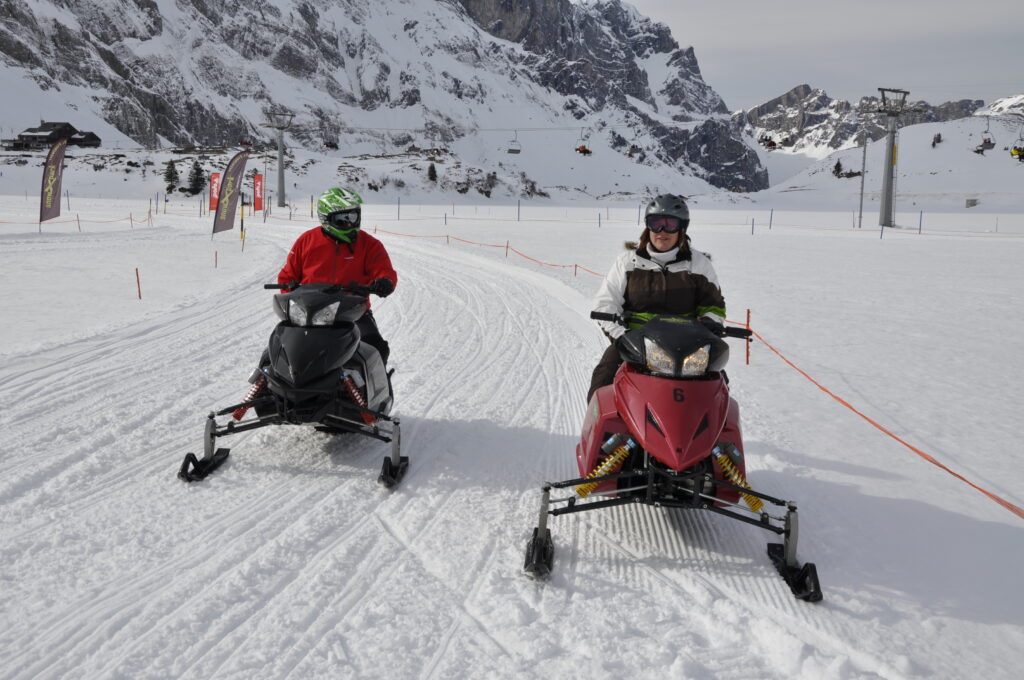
<box><xmin>735</xmin><ymin>84</ymin><xmax>983</xmax><ymax>155</ymax></box>
<box><xmin>0</xmin><ymin>0</ymin><xmax>766</xmax><ymax>194</ymax></box>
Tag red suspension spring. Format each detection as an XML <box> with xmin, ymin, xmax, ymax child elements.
<box><xmin>343</xmin><ymin>376</ymin><xmax>376</xmax><ymax>424</ymax></box>
<box><xmin>232</xmin><ymin>375</ymin><xmax>267</xmax><ymax>421</ymax></box>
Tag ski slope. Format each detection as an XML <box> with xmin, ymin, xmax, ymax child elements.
<box><xmin>1</xmin><ymin>197</ymin><xmax>1023</xmax><ymax>679</ymax></box>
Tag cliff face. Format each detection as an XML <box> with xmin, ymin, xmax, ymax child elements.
<box><xmin>455</xmin><ymin>0</ymin><xmax>762</xmax><ymax>189</ymax></box>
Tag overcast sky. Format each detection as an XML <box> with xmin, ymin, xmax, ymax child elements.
<box><xmin>624</xmin><ymin>0</ymin><xmax>1023</xmax><ymax>111</ymax></box>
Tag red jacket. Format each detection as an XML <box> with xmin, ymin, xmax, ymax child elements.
<box><xmin>278</xmin><ymin>228</ymin><xmax>397</xmax><ymax>305</ymax></box>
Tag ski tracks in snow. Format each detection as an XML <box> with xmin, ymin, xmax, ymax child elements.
<box><xmin>1</xmin><ymin>225</ymin><xmax>929</xmax><ymax>679</ymax></box>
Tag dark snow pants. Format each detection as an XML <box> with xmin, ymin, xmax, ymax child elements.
<box><xmin>587</xmin><ymin>341</ymin><xmax>622</xmax><ymax>403</ymax></box>
<box><xmin>358</xmin><ymin>310</ymin><xmax>390</xmax><ymax>366</ymax></box>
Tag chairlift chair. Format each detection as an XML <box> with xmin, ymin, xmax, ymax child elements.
<box><xmin>506</xmin><ymin>130</ymin><xmax>521</xmax><ymax>154</ymax></box>
<box><xmin>978</xmin><ymin>117</ymin><xmax>996</xmax><ymax>150</ymax></box>
<box><xmin>574</xmin><ymin>128</ymin><xmax>593</xmax><ymax>156</ymax></box>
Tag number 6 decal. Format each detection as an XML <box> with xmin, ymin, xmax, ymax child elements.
<box><xmin>673</xmin><ymin>388</ymin><xmax>685</xmax><ymax>402</ymax></box>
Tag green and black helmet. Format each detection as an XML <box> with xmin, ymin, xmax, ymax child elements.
<box><xmin>317</xmin><ymin>187</ymin><xmax>363</xmax><ymax>242</ymax></box>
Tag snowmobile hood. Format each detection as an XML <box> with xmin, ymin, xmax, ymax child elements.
<box><xmin>613</xmin><ymin>364</ymin><xmax>730</xmax><ymax>470</ymax></box>
<box><xmin>268</xmin><ymin>324</ymin><xmax>359</xmax><ymax>387</ymax></box>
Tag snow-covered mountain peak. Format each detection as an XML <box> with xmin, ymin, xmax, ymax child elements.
<box><xmin>0</xmin><ymin>0</ymin><xmax>764</xmax><ymax>194</ymax></box>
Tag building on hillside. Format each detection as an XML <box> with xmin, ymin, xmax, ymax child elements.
<box><xmin>1</xmin><ymin>122</ymin><xmax>102</xmax><ymax>151</ymax></box>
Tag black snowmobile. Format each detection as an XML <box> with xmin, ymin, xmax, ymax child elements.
<box><xmin>179</xmin><ymin>282</ymin><xmax>407</xmax><ymax>486</ymax></box>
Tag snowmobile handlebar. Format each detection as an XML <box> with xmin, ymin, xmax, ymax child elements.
<box><xmin>589</xmin><ymin>310</ymin><xmax>752</xmax><ymax>339</ymax></box>
<box><xmin>263</xmin><ymin>282</ymin><xmax>371</xmax><ymax>296</ymax></box>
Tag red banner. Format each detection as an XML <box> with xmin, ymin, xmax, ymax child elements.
<box><xmin>254</xmin><ymin>174</ymin><xmax>263</xmax><ymax>211</ymax></box>
<box><xmin>39</xmin><ymin>139</ymin><xmax>68</xmax><ymax>223</ymax></box>
<box><xmin>212</xmin><ymin>151</ymin><xmax>249</xmax><ymax>234</ymax></box>
<box><xmin>210</xmin><ymin>173</ymin><xmax>221</xmax><ymax>211</ymax></box>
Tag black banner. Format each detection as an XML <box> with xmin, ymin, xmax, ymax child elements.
<box><xmin>212</xmin><ymin>151</ymin><xmax>249</xmax><ymax>234</ymax></box>
<box><xmin>39</xmin><ymin>138</ymin><xmax>68</xmax><ymax>223</ymax></box>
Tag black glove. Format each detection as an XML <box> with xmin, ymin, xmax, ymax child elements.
<box><xmin>369</xmin><ymin>277</ymin><xmax>394</xmax><ymax>297</ymax></box>
<box><xmin>699</xmin><ymin>316</ymin><xmax>725</xmax><ymax>336</ymax></box>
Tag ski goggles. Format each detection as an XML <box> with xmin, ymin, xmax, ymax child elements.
<box><xmin>644</xmin><ymin>215</ymin><xmax>687</xmax><ymax>233</ymax></box>
<box><xmin>325</xmin><ymin>210</ymin><xmax>360</xmax><ymax>228</ymax></box>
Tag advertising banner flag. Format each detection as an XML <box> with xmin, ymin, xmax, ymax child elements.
<box><xmin>209</xmin><ymin>173</ymin><xmax>221</xmax><ymax>210</ymax></box>
<box><xmin>212</xmin><ymin>151</ymin><xmax>249</xmax><ymax>234</ymax></box>
<box><xmin>254</xmin><ymin>174</ymin><xmax>264</xmax><ymax>211</ymax></box>
<box><xmin>39</xmin><ymin>138</ymin><xmax>69</xmax><ymax>223</ymax></box>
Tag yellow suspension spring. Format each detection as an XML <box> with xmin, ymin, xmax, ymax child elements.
<box><xmin>576</xmin><ymin>444</ymin><xmax>632</xmax><ymax>498</ymax></box>
<box><xmin>715</xmin><ymin>448</ymin><xmax>764</xmax><ymax>512</ymax></box>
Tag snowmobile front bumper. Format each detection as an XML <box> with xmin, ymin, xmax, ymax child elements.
<box><xmin>523</xmin><ymin>465</ymin><xmax>823</xmax><ymax>602</ymax></box>
<box><xmin>178</xmin><ymin>395</ymin><xmax>406</xmax><ymax>487</ymax></box>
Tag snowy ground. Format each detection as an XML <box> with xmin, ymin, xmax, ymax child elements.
<box><xmin>2</xmin><ymin>196</ymin><xmax>1023</xmax><ymax>679</ymax></box>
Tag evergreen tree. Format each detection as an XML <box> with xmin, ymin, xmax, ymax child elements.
<box><xmin>428</xmin><ymin>162</ymin><xmax>437</xmax><ymax>182</ymax></box>
<box><xmin>164</xmin><ymin>160</ymin><xmax>179</xmax><ymax>193</ymax></box>
<box><xmin>187</xmin><ymin>159</ymin><xmax>206</xmax><ymax>195</ymax></box>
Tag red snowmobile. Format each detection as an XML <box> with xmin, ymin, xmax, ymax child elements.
<box><xmin>524</xmin><ymin>312</ymin><xmax>823</xmax><ymax>602</ymax></box>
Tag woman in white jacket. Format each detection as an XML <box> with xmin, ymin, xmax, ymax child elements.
<box><xmin>587</xmin><ymin>194</ymin><xmax>727</xmax><ymax>402</ymax></box>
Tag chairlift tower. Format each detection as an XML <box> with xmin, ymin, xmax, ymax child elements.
<box><xmin>263</xmin><ymin>110</ymin><xmax>295</xmax><ymax>208</ymax></box>
<box><xmin>877</xmin><ymin>88</ymin><xmax>909</xmax><ymax>227</ymax></box>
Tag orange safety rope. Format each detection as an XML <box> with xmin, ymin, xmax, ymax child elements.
<box><xmin>751</xmin><ymin>329</ymin><xmax>1024</xmax><ymax>520</ymax></box>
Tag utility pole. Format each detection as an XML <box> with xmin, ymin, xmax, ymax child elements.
<box><xmin>263</xmin><ymin>109</ymin><xmax>294</xmax><ymax>208</ymax></box>
<box><xmin>858</xmin><ymin>108</ymin><xmax>869</xmax><ymax>229</ymax></box>
<box><xmin>876</xmin><ymin>88</ymin><xmax>909</xmax><ymax>228</ymax></box>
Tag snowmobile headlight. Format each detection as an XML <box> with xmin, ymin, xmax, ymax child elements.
<box><xmin>678</xmin><ymin>344</ymin><xmax>711</xmax><ymax>377</ymax></box>
<box><xmin>288</xmin><ymin>300</ymin><xmax>309</xmax><ymax>326</ymax></box>
<box><xmin>311</xmin><ymin>301</ymin><xmax>341</xmax><ymax>326</ymax></box>
<box><xmin>644</xmin><ymin>337</ymin><xmax>675</xmax><ymax>377</ymax></box>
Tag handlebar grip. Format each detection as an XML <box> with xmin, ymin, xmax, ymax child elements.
<box><xmin>725</xmin><ymin>327</ymin><xmax>753</xmax><ymax>339</ymax></box>
<box><xmin>590</xmin><ymin>311</ymin><xmax>619</xmax><ymax>322</ymax></box>
<box><xmin>264</xmin><ymin>284</ymin><xmax>287</xmax><ymax>289</ymax></box>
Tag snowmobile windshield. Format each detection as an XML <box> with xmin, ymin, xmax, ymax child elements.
<box><xmin>272</xmin><ymin>284</ymin><xmax>367</xmax><ymax>327</ymax></box>
<box><xmin>619</xmin><ymin>317</ymin><xmax>729</xmax><ymax>377</ymax></box>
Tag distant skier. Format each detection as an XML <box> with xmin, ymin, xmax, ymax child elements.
<box><xmin>278</xmin><ymin>187</ymin><xmax>397</xmax><ymax>364</ymax></box>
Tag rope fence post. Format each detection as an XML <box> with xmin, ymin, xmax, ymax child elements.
<box><xmin>769</xmin><ymin>208</ymin><xmax>774</xmax><ymax>230</ymax></box>
<box><xmin>919</xmin><ymin>211</ymin><xmax>923</xmax><ymax>234</ymax></box>
<box><xmin>574</xmin><ymin>264</ymin><xmax>578</xmax><ymax>277</ymax></box>
<box><xmin>215</xmin><ymin>251</ymin><xmax>218</xmax><ymax>268</ymax></box>
<box><xmin>76</xmin><ymin>213</ymin><xmax>81</xmax><ymax>232</ymax></box>
<box><xmin>598</xmin><ymin>212</ymin><xmax>601</xmax><ymax>228</ymax></box>
<box><xmin>745</xmin><ymin>309</ymin><xmax>751</xmax><ymax>365</ymax></box>
<box><xmin>505</xmin><ymin>240</ymin><xmax>510</xmax><ymax>258</ymax></box>
<box><xmin>397</xmin><ymin>197</ymin><xmax>401</xmax><ymax>221</ymax></box>
<box><xmin>135</xmin><ymin>268</ymin><xmax>142</xmax><ymax>300</ymax></box>
<box><xmin>517</xmin><ymin>199</ymin><xmax>521</xmax><ymax>222</ymax></box>
<box><xmin>130</xmin><ymin>212</ymin><xmax>134</xmax><ymax>229</ymax></box>
<box><xmin>751</xmin><ymin>218</ymin><xmax>754</xmax><ymax>235</ymax></box>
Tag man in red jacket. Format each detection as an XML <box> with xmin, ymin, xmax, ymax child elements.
<box><xmin>278</xmin><ymin>187</ymin><xmax>397</xmax><ymax>363</ymax></box>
